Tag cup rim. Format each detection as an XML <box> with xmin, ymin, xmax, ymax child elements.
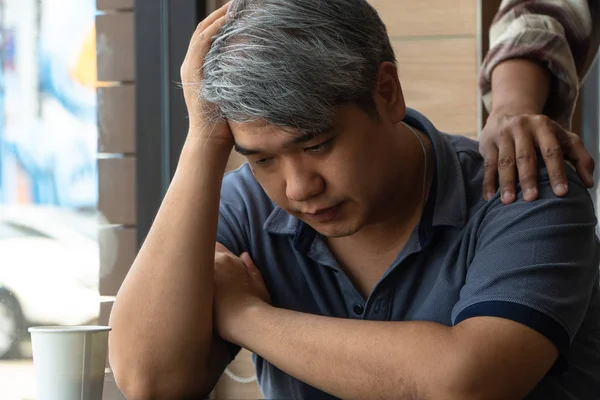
<box><xmin>28</xmin><ymin>325</ymin><xmax>111</xmax><ymax>333</ymax></box>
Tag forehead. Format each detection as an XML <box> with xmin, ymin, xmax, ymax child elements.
<box><xmin>228</xmin><ymin>119</ymin><xmax>295</xmax><ymax>138</ymax></box>
<box><xmin>229</xmin><ymin>118</ymin><xmax>330</xmax><ymax>151</ymax></box>
<box><xmin>228</xmin><ymin>104</ymin><xmax>367</xmax><ymax>143</ymax></box>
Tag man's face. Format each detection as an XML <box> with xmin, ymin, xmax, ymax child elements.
<box><xmin>230</xmin><ymin>104</ymin><xmax>400</xmax><ymax>238</ymax></box>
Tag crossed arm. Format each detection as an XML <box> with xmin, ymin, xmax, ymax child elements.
<box><xmin>222</xmin><ymin>302</ymin><xmax>557</xmax><ymax>400</ymax></box>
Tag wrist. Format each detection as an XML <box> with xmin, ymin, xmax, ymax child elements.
<box><xmin>489</xmin><ymin>104</ymin><xmax>543</xmax><ymax>118</ymax></box>
<box><xmin>177</xmin><ymin>135</ymin><xmax>232</xmax><ymax>168</ymax></box>
<box><xmin>490</xmin><ymin>58</ymin><xmax>551</xmax><ymax>117</ymax></box>
<box><xmin>233</xmin><ymin>301</ymin><xmax>272</xmax><ymax>348</ymax></box>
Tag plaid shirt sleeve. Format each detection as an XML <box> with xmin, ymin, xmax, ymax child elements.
<box><xmin>480</xmin><ymin>0</ymin><xmax>600</xmax><ymax>129</ymax></box>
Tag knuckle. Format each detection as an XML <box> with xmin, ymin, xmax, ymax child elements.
<box><xmin>531</xmin><ymin>114</ymin><xmax>550</xmax><ymax>125</ymax></box>
<box><xmin>544</xmin><ymin>145</ymin><xmax>563</xmax><ymax>159</ymax></box>
<box><xmin>516</xmin><ymin>151</ymin><xmax>534</xmax><ymax>166</ymax></box>
<box><xmin>214</xmin><ymin>251</ymin><xmax>233</xmax><ymax>264</ymax></box>
<box><xmin>197</xmin><ymin>30</ymin><xmax>208</xmax><ymax>44</ymax></box>
<box><xmin>484</xmin><ymin>160</ymin><xmax>498</xmax><ymax>171</ymax></box>
<box><xmin>498</xmin><ymin>156</ymin><xmax>515</xmax><ymax>169</ymax></box>
<box><xmin>512</xmin><ymin>115</ymin><xmax>529</xmax><ymax>130</ymax></box>
<box><xmin>570</xmin><ymin>134</ymin><xmax>583</xmax><ymax>146</ymax></box>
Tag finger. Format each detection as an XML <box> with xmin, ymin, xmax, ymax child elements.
<box><xmin>513</xmin><ymin>129</ymin><xmax>539</xmax><ymax>201</ymax></box>
<box><xmin>189</xmin><ymin>1</ymin><xmax>231</xmax><ymax>51</ymax></box>
<box><xmin>497</xmin><ymin>139</ymin><xmax>517</xmax><ymax>204</ymax></box>
<box><xmin>187</xmin><ymin>14</ymin><xmax>228</xmax><ymax>65</ymax></box>
<box><xmin>537</xmin><ymin>122</ymin><xmax>568</xmax><ymax>196</ymax></box>
<box><xmin>182</xmin><ymin>2</ymin><xmax>230</xmax><ymax>73</ymax></box>
<box><xmin>480</xmin><ymin>142</ymin><xmax>499</xmax><ymax>201</ymax></box>
<box><xmin>240</xmin><ymin>253</ymin><xmax>258</xmax><ymax>272</ymax></box>
<box><xmin>215</xmin><ymin>242</ymin><xmax>234</xmax><ymax>255</ymax></box>
<box><xmin>562</xmin><ymin>134</ymin><xmax>595</xmax><ymax>188</ymax></box>
<box><xmin>181</xmin><ymin>14</ymin><xmax>228</xmax><ymax>84</ymax></box>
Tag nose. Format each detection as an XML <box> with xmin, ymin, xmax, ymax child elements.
<box><xmin>284</xmin><ymin>161</ymin><xmax>324</xmax><ymax>202</ymax></box>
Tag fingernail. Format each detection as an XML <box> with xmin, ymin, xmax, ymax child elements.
<box><xmin>502</xmin><ymin>191</ymin><xmax>514</xmax><ymax>202</ymax></box>
<box><xmin>555</xmin><ymin>184</ymin><xmax>568</xmax><ymax>193</ymax></box>
<box><xmin>524</xmin><ymin>188</ymin><xmax>537</xmax><ymax>198</ymax></box>
<box><xmin>484</xmin><ymin>192</ymin><xmax>494</xmax><ymax>200</ymax></box>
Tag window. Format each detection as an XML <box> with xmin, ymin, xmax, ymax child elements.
<box><xmin>0</xmin><ymin>0</ymin><xmax>99</xmax><ymax>398</ymax></box>
<box><xmin>581</xmin><ymin>57</ymin><xmax>600</xmax><ymax>223</ymax></box>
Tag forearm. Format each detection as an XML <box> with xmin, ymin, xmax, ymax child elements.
<box><xmin>481</xmin><ymin>0</ymin><xmax>595</xmax><ymax>129</ymax></box>
<box><xmin>490</xmin><ymin>58</ymin><xmax>551</xmax><ymax>116</ymax></box>
<box><xmin>239</xmin><ymin>306</ymin><xmax>466</xmax><ymax>400</ymax></box>
<box><xmin>109</xmin><ymin>136</ymin><xmax>231</xmax><ymax>395</ymax></box>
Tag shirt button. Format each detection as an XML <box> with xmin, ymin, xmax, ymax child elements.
<box><xmin>353</xmin><ymin>304</ymin><xmax>364</xmax><ymax>315</ymax></box>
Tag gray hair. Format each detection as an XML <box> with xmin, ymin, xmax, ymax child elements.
<box><xmin>201</xmin><ymin>0</ymin><xmax>396</xmax><ymax>134</ymax></box>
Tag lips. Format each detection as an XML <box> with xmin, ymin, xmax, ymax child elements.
<box><xmin>301</xmin><ymin>203</ymin><xmax>343</xmax><ymax>223</ymax></box>
<box><xmin>305</xmin><ymin>206</ymin><xmax>337</xmax><ymax>215</ymax></box>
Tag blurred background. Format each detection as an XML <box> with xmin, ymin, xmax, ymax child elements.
<box><xmin>0</xmin><ymin>0</ymin><xmax>102</xmax><ymax>398</ymax></box>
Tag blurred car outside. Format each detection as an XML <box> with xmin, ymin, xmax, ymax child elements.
<box><xmin>0</xmin><ymin>205</ymin><xmax>101</xmax><ymax>359</ymax></box>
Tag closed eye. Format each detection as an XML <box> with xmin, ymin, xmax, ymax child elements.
<box><xmin>254</xmin><ymin>157</ymin><xmax>273</xmax><ymax>167</ymax></box>
<box><xmin>305</xmin><ymin>139</ymin><xmax>333</xmax><ymax>153</ymax></box>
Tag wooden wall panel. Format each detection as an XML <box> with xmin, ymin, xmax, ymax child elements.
<box><xmin>97</xmin><ymin>0</ymin><xmax>134</xmax><ymax>10</ymax></box>
<box><xmin>98</xmin><ymin>85</ymin><xmax>136</xmax><ymax>153</ymax></box>
<box><xmin>96</xmin><ymin>13</ymin><xmax>135</xmax><ymax>82</ymax></box>
<box><xmin>394</xmin><ymin>38</ymin><xmax>478</xmax><ymax>135</ymax></box>
<box><xmin>99</xmin><ymin>227</ymin><xmax>137</xmax><ymax>296</ymax></box>
<box><xmin>370</xmin><ymin>0</ymin><xmax>477</xmax><ymax>38</ymax></box>
<box><xmin>98</xmin><ymin>157</ymin><xmax>137</xmax><ymax>226</ymax></box>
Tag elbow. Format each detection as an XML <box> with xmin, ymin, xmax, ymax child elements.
<box><xmin>111</xmin><ymin>365</ymin><xmax>212</xmax><ymax>400</ymax></box>
<box><xmin>109</xmin><ymin>346</ymin><xmax>213</xmax><ymax>400</ymax></box>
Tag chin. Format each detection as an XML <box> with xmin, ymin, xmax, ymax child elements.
<box><xmin>311</xmin><ymin>221</ymin><xmax>362</xmax><ymax>238</ymax></box>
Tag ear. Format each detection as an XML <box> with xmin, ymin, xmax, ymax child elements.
<box><xmin>374</xmin><ymin>62</ymin><xmax>406</xmax><ymax>124</ymax></box>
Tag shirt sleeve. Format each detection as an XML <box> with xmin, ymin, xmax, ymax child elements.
<box><xmin>452</xmin><ymin>168</ymin><xmax>599</xmax><ymax>371</ymax></box>
<box><xmin>217</xmin><ymin>168</ymin><xmax>253</xmax><ymax>256</ymax></box>
<box><xmin>480</xmin><ymin>0</ymin><xmax>599</xmax><ymax>130</ymax></box>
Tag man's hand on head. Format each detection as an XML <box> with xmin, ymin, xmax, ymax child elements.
<box><xmin>213</xmin><ymin>244</ymin><xmax>271</xmax><ymax>345</ymax></box>
<box><xmin>180</xmin><ymin>1</ymin><xmax>234</xmax><ymax>146</ymax></box>
<box><xmin>479</xmin><ymin>111</ymin><xmax>595</xmax><ymax>204</ymax></box>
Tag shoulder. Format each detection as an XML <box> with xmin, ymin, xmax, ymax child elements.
<box><xmin>442</xmin><ymin>132</ymin><xmax>596</xmax><ymax>225</ymax></box>
<box><xmin>444</xmin><ymin>134</ymin><xmax>481</xmax><ymax>166</ymax></box>
<box><xmin>475</xmin><ymin>162</ymin><xmax>597</xmax><ymax>251</ymax></box>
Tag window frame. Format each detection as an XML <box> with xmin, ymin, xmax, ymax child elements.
<box><xmin>135</xmin><ymin>0</ymin><xmax>207</xmax><ymax>246</ymax></box>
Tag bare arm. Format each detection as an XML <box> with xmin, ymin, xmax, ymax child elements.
<box><xmin>213</xmin><ymin>179</ymin><xmax>597</xmax><ymax>399</ymax></box>
<box><xmin>481</xmin><ymin>0</ymin><xmax>598</xmax><ymax>129</ymax></box>
<box><xmin>108</xmin><ymin>4</ymin><xmax>234</xmax><ymax>398</ymax></box>
<box><xmin>490</xmin><ymin>59</ymin><xmax>550</xmax><ymax>117</ymax></box>
<box><xmin>232</xmin><ymin>305</ymin><xmax>556</xmax><ymax>400</ymax></box>
<box><xmin>479</xmin><ymin>0</ymin><xmax>597</xmax><ymax>203</ymax></box>
<box><xmin>109</xmin><ymin>141</ymin><xmax>231</xmax><ymax>398</ymax></box>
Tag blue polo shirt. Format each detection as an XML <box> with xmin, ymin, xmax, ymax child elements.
<box><xmin>217</xmin><ymin>108</ymin><xmax>600</xmax><ymax>399</ymax></box>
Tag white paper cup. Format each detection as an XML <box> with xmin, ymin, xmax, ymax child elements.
<box><xmin>28</xmin><ymin>325</ymin><xmax>111</xmax><ymax>400</ymax></box>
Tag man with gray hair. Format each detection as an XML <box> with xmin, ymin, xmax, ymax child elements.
<box><xmin>108</xmin><ymin>1</ymin><xmax>600</xmax><ymax>399</ymax></box>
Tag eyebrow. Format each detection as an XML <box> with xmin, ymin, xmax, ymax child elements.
<box><xmin>234</xmin><ymin>129</ymin><xmax>330</xmax><ymax>156</ymax></box>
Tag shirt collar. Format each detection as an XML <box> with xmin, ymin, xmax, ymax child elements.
<box><xmin>263</xmin><ymin>108</ymin><xmax>468</xmax><ymax>237</ymax></box>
